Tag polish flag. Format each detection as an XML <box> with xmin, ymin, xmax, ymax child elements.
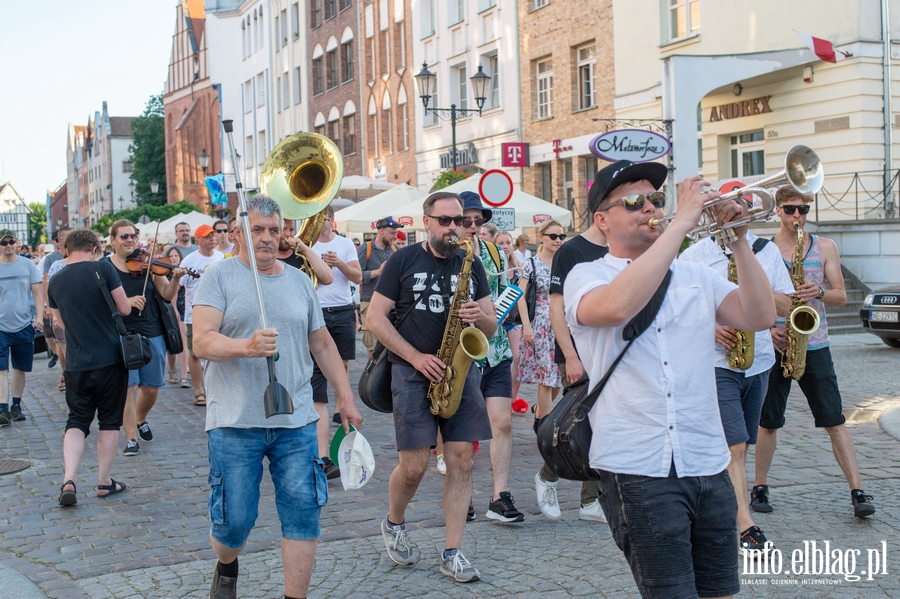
<box><xmin>793</xmin><ymin>30</ymin><xmax>837</xmax><ymax>63</ymax></box>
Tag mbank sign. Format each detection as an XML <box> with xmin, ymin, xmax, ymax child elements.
<box><xmin>589</xmin><ymin>129</ymin><xmax>670</xmax><ymax>163</ymax></box>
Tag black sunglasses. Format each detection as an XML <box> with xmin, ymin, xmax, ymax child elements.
<box><xmin>118</xmin><ymin>233</ymin><xmax>139</xmax><ymax>240</ymax></box>
<box><xmin>428</xmin><ymin>215</ymin><xmax>466</xmax><ymax>227</ymax></box>
<box><xmin>463</xmin><ymin>217</ymin><xmax>485</xmax><ymax>228</ymax></box>
<box><xmin>600</xmin><ymin>192</ymin><xmax>666</xmax><ymax>212</ymax></box>
<box><xmin>542</xmin><ymin>233</ymin><xmax>567</xmax><ymax>241</ymax></box>
<box><xmin>215</xmin><ymin>228</ymin><xmax>228</xmax><ymax>234</ymax></box>
<box><xmin>0</xmin><ymin>239</ymin><xmax>16</xmax><ymax>246</ymax></box>
<box><xmin>781</xmin><ymin>205</ymin><xmax>810</xmax><ymax>215</ymax></box>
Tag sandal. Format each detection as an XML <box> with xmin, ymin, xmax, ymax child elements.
<box><xmin>168</xmin><ymin>369</ymin><xmax>178</xmax><ymax>384</ymax></box>
<box><xmin>59</xmin><ymin>480</ymin><xmax>77</xmax><ymax>507</ymax></box>
<box><xmin>180</xmin><ymin>378</ymin><xmax>191</xmax><ymax>389</ymax></box>
<box><xmin>194</xmin><ymin>393</ymin><xmax>207</xmax><ymax>407</ymax></box>
<box><xmin>97</xmin><ymin>479</ymin><xmax>127</xmax><ymax>498</ymax></box>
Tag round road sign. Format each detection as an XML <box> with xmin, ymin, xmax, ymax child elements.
<box><xmin>479</xmin><ymin>169</ymin><xmax>514</xmax><ymax>207</ymax></box>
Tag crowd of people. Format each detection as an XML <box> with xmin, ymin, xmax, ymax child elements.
<box><xmin>0</xmin><ymin>157</ymin><xmax>879</xmax><ymax>598</ymax></box>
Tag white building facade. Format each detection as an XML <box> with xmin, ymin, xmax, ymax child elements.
<box><xmin>84</xmin><ymin>102</ymin><xmax>136</xmax><ymax>224</ymax></box>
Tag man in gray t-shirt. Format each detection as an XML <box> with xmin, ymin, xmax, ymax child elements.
<box><xmin>191</xmin><ymin>195</ymin><xmax>363</xmax><ymax>599</ymax></box>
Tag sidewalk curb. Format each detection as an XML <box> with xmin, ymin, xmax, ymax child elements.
<box><xmin>0</xmin><ymin>564</ymin><xmax>49</xmax><ymax>599</ymax></box>
<box><xmin>878</xmin><ymin>404</ymin><xmax>900</xmax><ymax>442</ymax></box>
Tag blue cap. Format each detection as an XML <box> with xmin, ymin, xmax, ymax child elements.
<box><xmin>458</xmin><ymin>191</ymin><xmax>493</xmax><ymax>222</ymax></box>
<box><xmin>375</xmin><ymin>216</ymin><xmax>404</xmax><ymax>229</ymax></box>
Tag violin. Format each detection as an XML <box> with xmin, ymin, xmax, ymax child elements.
<box><xmin>125</xmin><ymin>250</ymin><xmax>200</xmax><ymax>278</ymax></box>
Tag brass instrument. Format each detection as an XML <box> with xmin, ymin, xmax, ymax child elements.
<box><xmin>781</xmin><ymin>223</ymin><xmax>820</xmax><ymax>380</ymax></box>
<box><xmin>260</xmin><ymin>132</ymin><xmax>343</xmax><ymax>286</ymax></box>
<box><xmin>427</xmin><ymin>238</ymin><xmax>489</xmax><ymax>419</ymax></box>
<box><xmin>725</xmin><ymin>253</ymin><xmax>755</xmax><ymax>370</ymax></box>
<box><xmin>650</xmin><ymin>145</ymin><xmax>824</xmax><ymax>242</ymax></box>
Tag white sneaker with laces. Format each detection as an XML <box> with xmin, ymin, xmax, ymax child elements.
<box><xmin>440</xmin><ymin>549</ymin><xmax>480</xmax><ymax>582</ymax></box>
<box><xmin>579</xmin><ymin>500</ymin><xmax>607</xmax><ymax>522</ymax></box>
<box><xmin>534</xmin><ymin>473</ymin><xmax>561</xmax><ymax>520</ymax></box>
<box><xmin>381</xmin><ymin>518</ymin><xmax>417</xmax><ymax>566</ymax></box>
<box><xmin>436</xmin><ymin>454</ymin><xmax>446</xmax><ymax>475</ymax></box>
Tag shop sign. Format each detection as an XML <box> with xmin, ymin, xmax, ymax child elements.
<box><xmin>440</xmin><ymin>142</ymin><xmax>479</xmax><ymax>169</ymax></box>
<box><xmin>709</xmin><ymin>96</ymin><xmax>772</xmax><ymax>122</ymax></box>
<box><xmin>552</xmin><ymin>139</ymin><xmax>573</xmax><ymax>159</ymax></box>
<box><xmin>589</xmin><ymin>129</ymin><xmax>670</xmax><ymax>163</ymax></box>
<box><xmin>501</xmin><ymin>142</ymin><xmax>530</xmax><ymax>167</ymax></box>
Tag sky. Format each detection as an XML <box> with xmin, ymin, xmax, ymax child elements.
<box><xmin>0</xmin><ymin>1</ymin><xmax>175</xmax><ymax>208</ymax></box>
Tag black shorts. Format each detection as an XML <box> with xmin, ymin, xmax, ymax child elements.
<box><xmin>310</xmin><ymin>307</ymin><xmax>357</xmax><ymax>403</ymax></box>
<box><xmin>65</xmin><ymin>364</ymin><xmax>129</xmax><ymax>436</ymax></box>
<box><xmin>759</xmin><ymin>347</ymin><xmax>845</xmax><ymax>429</ymax></box>
<box><xmin>480</xmin><ymin>359</ymin><xmax>512</xmax><ymax>399</ymax></box>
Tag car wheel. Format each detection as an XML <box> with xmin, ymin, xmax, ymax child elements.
<box><xmin>882</xmin><ymin>337</ymin><xmax>900</xmax><ymax>348</ymax></box>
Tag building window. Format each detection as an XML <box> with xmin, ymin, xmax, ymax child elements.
<box><xmin>453</xmin><ymin>65</ymin><xmax>468</xmax><ymax>110</ymax></box>
<box><xmin>329</xmin><ymin>119</ymin><xmax>341</xmax><ymax>148</ymax></box>
<box><xmin>315</xmin><ymin>124</ymin><xmax>325</xmax><ymax>137</ymax></box>
<box><xmin>422</xmin><ymin>0</ymin><xmax>436</xmax><ymax>37</ymax></box>
<box><xmin>401</xmin><ymin>103</ymin><xmax>409</xmax><ymax>151</ymax></box>
<box><xmin>325</xmin><ymin>0</ymin><xmax>336</xmax><ymax>20</ymax></box>
<box><xmin>292</xmin><ymin>3</ymin><xmax>300</xmax><ymax>37</ymax></box>
<box><xmin>368</xmin><ymin>113</ymin><xmax>378</xmax><ymax>157</ymax></box>
<box><xmin>294</xmin><ymin>67</ymin><xmax>302</xmax><ymax>104</ymax></box>
<box><xmin>729</xmin><ymin>131</ymin><xmax>765</xmax><ymax>178</ymax></box>
<box><xmin>342</xmin><ymin>41</ymin><xmax>354</xmax><ymax>83</ymax></box>
<box><xmin>668</xmin><ymin>0</ymin><xmax>700</xmax><ymax>40</ymax></box>
<box><xmin>258</xmin><ymin>131</ymin><xmax>267</xmax><ymax>164</ymax></box>
<box><xmin>276</xmin><ymin>76</ymin><xmax>282</xmax><ymax>112</ymax></box>
<box><xmin>246</xmin><ymin>135</ymin><xmax>254</xmax><ymax>167</ymax></box>
<box><xmin>312</xmin><ymin>58</ymin><xmax>324</xmax><ymax>95</ymax></box>
<box><xmin>540</xmin><ymin>163</ymin><xmax>552</xmax><ymax>201</ymax></box>
<box><xmin>428</xmin><ymin>81</ymin><xmax>439</xmax><ymax>125</ymax></box>
<box><xmin>536</xmin><ymin>59</ymin><xmax>553</xmax><ymax>119</ymax></box>
<box><xmin>381</xmin><ymin>109</ymin><xmax>393</xmax><ymax>154</ymax></box>
<box><xmin>311</xmin><ymin>0</ymin><xmax>322</xmax><ymax>28</ymax></box>
<box><xmin>282</xmin><ymin>75</ymin><xmax>291</xmax><ymax>111</ymax></box>
<box><xmin>577</xmin><ymin>45</ymin><xmax>596</xmax><ymax>110</ymax></box>
<box><xmin>242</xmin><ymin>21</ymin><xmax>247</xmax><ymax>59</ymax></box>
<box><xmin>339</xmin><ymin>0</ymin><xmax>352</xmax><ymax>10</ymax></box>
<box><xmin>344</xmin><ymin>114</ymin><xmax>357</xmax><ymax>154</ymax></box>
<box><xmin>485</xmin><ymin>54</ymin><xmax>500</xmax><ymax>109</ymax></box>
<box><xmin>583</xmin><ymin>156</ymin><xmax>597</xmax><ymax>182</ymax></box>
<box><xmin>281</xmin><ymin>9</ymin><xmax>288</xmax><ymax>45</ymax></box>
<box><xmin>450</xmin><ymin>0</ymin><xmax>464</xmax><ymax>24</ymax></box>
<box><xmin>244</xmin><ymin>80</ymin><xmax>253</xmax><ymax>113</ymax></box>
<box><xmin>533</xmin><ymin>0</ymin><xmax>549</xmax><ymax>9</ymax></box>
<box><xmin>326</xmin><ymin>50</ymin><xmax>339</xmax><ymax>89</ymax></box>
<box><xmin>122</xmin><ymin>161</ymin><xmax>133</xmax><ymax>173</ymax></box>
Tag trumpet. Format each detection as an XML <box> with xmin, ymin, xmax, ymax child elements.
<box><xmin>649</xmin><ymin>145</ymin><xmax>823</xmax><ymax>242</ymax></box>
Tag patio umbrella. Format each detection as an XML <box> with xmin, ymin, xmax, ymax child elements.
<box><xmin>340</xmin><ymin>175</ymin><xmax>397</xmax><ymax>199</ymax></box>
<box><xmin>333</xmin><ymin>183</ymin><xmax>427</xmax><ymax>233</ymax></box>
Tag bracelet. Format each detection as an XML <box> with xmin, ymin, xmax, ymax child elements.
<box><xmin>817</xmin><ymin>286</ymin><xmax>825</xmax><ymax>300</ymax></box>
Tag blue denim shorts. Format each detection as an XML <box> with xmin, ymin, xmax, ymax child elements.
<box><xmin>0</xmin><ymin>325</ymin><xmax>35</xmax><ymax>372</ymax></box>
<box><xmin>207</xmin><ymin>425</ymin><xmax>327</xmax><ymax>548</ymax></box>
<box><xmin>715</xmin><ymin>367</ymin><xmax>768</xmax><ymax>446</ymax></box>
<box><xmin>127</xmin><ymin>334</ymin><xmax>166</xmax><ymax>388</ymax></box>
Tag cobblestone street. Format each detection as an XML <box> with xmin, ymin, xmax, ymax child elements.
<box><xmin>0</xmin><ymin>334</ymin><xmax>898</xmax><ymax>598</ymax></box>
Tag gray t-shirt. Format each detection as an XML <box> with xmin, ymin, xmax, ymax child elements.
<box><xmin>166</xmin><ymin>243</ymin><xmax>199</xmax><ymax>257</ymax></box>
<box><xmin>0</xmin><ymin>256</ymin><xmax>42</xmax><ymax>333</ymax></box>
<box><xmin>43</xmin><ymin>250</ymin><xmax>64</xmax><ymax>274</ymax></box>
<box><xmin>194</xmin><ymin>258</ymin><xmax>325</xmax><ymax>431</ymax></box>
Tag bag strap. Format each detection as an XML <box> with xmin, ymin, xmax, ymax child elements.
<box><xmin>484</xmin><ymin>241</ymin><xmax>502</xmax><ymax>272</ymax></box>
<box><xmin>91</xmin><ymin>263</ymin><xmax>129</xmax><ymax>337</ymax></box>
<box><xmin>365</xmin><ymin>241</ymin><xmax>373</xmax><ymax>260</ymax></box>
<box><xmin>752</xmin><ymin>237</ymin><xmax>769</xmax><ymax>254</ymax></box>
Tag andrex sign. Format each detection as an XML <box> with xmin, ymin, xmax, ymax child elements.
<box><xmin>589</xmin><ymin>129</ymin><xmax>670</xmax><ymax>163</ymax></box>
<box><xmin>709</xmin><ymin>96</ymin><xmax>773</xmax><ymax>122</ymax></box>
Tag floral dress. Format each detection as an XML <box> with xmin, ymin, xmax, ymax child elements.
<box><xmin>517</xmin><ymin>256</ymin><xmax>561</xmax><ymax>387</ymax></box>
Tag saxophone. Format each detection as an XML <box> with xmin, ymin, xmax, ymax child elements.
<box><xmin>725</xmin><ymin>254</ymin><xmax>754</xmax><ymax>370</ymax></box>
<box><xmin>427</xmin><ymin>237</ymin><xmax>489</xmax><ymax>418</ymax></box>
<box><xmin>781</xmin><ymin>223</ymin><xmax>821</xmax><ymax>380</ymax></box>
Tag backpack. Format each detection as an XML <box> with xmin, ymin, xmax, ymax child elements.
<box><xmin>365</xmin><ymin>240</ymin><xmax>399</xmax><ymax>260</ymax></box>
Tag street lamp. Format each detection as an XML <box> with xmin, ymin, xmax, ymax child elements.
<box><xmin>118</xmin><ymin>196</ymin><xmax>124</xmax><ymax>213</ymax></box>
<box><xmin>128</xmin><ymin>178</ymin><xmax>136</xmax><ymax>203</ymax></box>
<box><xmin>198</xmin><ymin>149</ymin><xmax>210</xmax><ymax>174</ymax></box>
<box><xmin>415</xmin><ymin>62</ymin><xmax>491</xmax><ymax>171</ymax></box>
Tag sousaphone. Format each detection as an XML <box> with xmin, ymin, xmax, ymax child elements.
<box><xmin>260</xmin><ymin>132</ymin><xmax>344</xmax><ymax>286</ymax></box>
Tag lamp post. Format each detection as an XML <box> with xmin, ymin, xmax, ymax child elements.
<box><xmin>415</xmin><ymin>62</ymin><xmax>491</xmax><ymax>172</ymax></box>
<box><xmin>199</xmin><ymin>149</ymin><xmax>210</xmax><ymax>174</ymax></box>
<box><xmin>118</xmin><ymin>196</ymin><xmax>124</xmax><ymax>213</ymax></box>
<box><xmin>128</xmin><ymin>178</ymin><xmax>136</xmax><ymax>206</ymax></box>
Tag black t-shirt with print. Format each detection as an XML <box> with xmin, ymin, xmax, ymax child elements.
<box><xmin>102</xmin><ymin>257</ymin><xmax>167</xmax><ymax>338</ymax></box>
<box><xmin>375</xmin><ymin>242</ymin><xmax>490</xmax><ymax>366</ymax></box>
<box><xmin>549</xmin><ymin>234</ymin><xmax>609</xmax><ymax>364</ymax></box>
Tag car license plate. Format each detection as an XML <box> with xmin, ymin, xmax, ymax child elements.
<box><xmin>870</xmin><ymin>311</ymin><xmax>899</xmax><ymax>322</ymax></box>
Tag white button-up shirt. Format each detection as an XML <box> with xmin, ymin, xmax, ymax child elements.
<box><xmin>565</xmin><ymin>256</ymin><xmax>735</xmax><ymax>478</ymax></box>
<box><xmin>679</xmin><ymin>233</ymin><xmax>795</xmax><ymax>378</ymax></box>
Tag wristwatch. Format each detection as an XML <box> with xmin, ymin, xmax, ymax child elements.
<box><xmin>817</xmin><ymin>286</ymin><xmax>825</xmax><ymax>300</ymax></box>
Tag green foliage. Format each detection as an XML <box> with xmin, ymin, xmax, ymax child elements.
<box><xmin>129</xmin><ymin>94</ymin><xmax>167</xmax><ymax>206</ymax></box>
<box><xmin>91</xmin><ymin>201</ymin><xmax>201</xmax><ymax>234</ymax></box>
<box><xmin>28</xmin><ymin>202</ymin><xmax>47</xmax><ymax>247</ymax></box>
<box><xmin>430</xmin><ymin>169</ymin><xmax>471</xmax><ymax>191</ymax></box>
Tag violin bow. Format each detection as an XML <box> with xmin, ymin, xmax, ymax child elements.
<box><xmin>138</xmin><ymin>220</ymin><xmax>162</xmax><ymax>315</ymax></box>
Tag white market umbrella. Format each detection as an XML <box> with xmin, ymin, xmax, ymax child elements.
<box><xmin>390</xmin><ymin>174</ymin><xmax>573</xmax><ymax>230</ymax></box>
<box><xmin>333</xmin><ymin>183</ymin><xmax>427</xmax><ymax>233</ymax></box>
<box><xmin>340</xmin><ymin>175</ymin><xmax>397</xmax><ymax>199</ymax></box>
<box><xmin>158</xmin><ymin>212</ymin><xmax>218</xmax><ymax>238</ymax></box>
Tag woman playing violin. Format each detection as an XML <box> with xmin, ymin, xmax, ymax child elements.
<box><xmin>105</xmin><ymin>219</ymin><xmax>188</xmax><ymax>458</ymax></box>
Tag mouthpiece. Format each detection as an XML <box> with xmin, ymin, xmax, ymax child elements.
<box><xmin>648</xmin><ymin>218</ymin><xmax>664</xmax><ymax>228</ymax></box>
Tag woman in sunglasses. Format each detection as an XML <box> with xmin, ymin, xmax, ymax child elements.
<box><xmin>516</xmin><ymin>220</ymin><xmax>566</xmax><ymax>422</ymax></box>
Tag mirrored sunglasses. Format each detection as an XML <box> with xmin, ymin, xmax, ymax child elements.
<box><xmin>781</xmin><ymin>205</ymin><xmax>810</xmax><ymax>215</ymax></box>
<box><xmin>118</xmin><ymin>233</ymin><xmax>139</xmax><ymax>240</ymax></box>
<box><xmin>601</xmin><ymin>191</ymin><xmax>667</xmax><ymax>212</ymax></box>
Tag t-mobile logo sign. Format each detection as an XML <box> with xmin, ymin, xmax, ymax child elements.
<box><xmin>501</xmin><ymin>142</ymin><xmax>530</xmax><ymax>167</ymax></box>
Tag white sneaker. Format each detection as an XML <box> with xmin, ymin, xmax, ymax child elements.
<box><xmin>579</xmin><ymin>500</ymin><xmax>607</xmax><ymax>523</ymax></box>
<box><xmin>440</xmin><ymin>549</ymin><xmax>480</xmax><ymax>583</ymax></box>
<box><xmin>436</xmin><ymin>454</ymin><xmax>446</xmax><ymax>475</ymax></box>
<box><xmin>534</xmin><ymin>473</ymin><xmax>561</xmax><ymax>520</ymax></box>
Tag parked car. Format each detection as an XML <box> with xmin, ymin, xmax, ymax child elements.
<box><xmin>860</xmin><ymin>286</ymin><xmax>900</xmax><ymax>348</ymax></box>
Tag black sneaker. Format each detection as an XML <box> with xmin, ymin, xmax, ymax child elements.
<box><xmin>209</xmin><ymin>561</ymin><xmax>238</xmax><ymax>599</ymax></box>
<box><xmin>322</xmin><ymin>457</ymin><xmax>341</xmax><ymax>480</ymax></box>
<box><xmin>740</xmin><ymin>525</ymin><xmax>771</xmax><ymax>557</ymax></box>
<box><xmin>467</xmin><ymin>500</ymin><xmax>476</xmax><ymax>522</ymax></box>
<box><xmin>851</xmin><ymin>489</ymin><xmax>876</xmax><ymax>518</ymax></box>
<box><xmin>0</xmin><ymin>407</ymin><xmax>9</xmax><ymax>426</ymax></box>
<box><xmin>123</xmin><ymin>440</ymin><xmax>140</xmax><ymax>456</ymax></box>
<box><xmin>486</xmin><ymin>491</ymin><xmax>525</xmax><ymax>523</ymax></box>
<box><xmin>10</xmin><ymin>405</ymin><xmax>25</xmax><ymax>422</ymax></box>
<box><xmin>750</xmin><ymin>485</ymin><xmax>773</xmax><ymax>513</ymax></box>
<box><xmin>137</xmin><ymin>421</ymin><xmax>153</xmax><ymax>442</ymax></box>
<box><xmin>48</xmin><ymin>354</ymin><xmax>58</xmax><ymax>368</ymax></box>
<box><xmin>332</xmin><ymin>412</ymin><xmax>342</xmax><ymax>425</ymax></box>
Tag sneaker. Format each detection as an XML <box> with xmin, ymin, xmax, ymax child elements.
<box><xmin>381</xmin><ymin>518</ymin><xmax>417</xmax><ymax>566</ymax></box>
<box><xmin>579</xmin><ymin>500</ymin><xmax>607</xmax><ymax>523</ymax></box>
<box><xmin>486</xmin><ymin>491</ymin><xmax>524</xmax><ymax>523</ymax></box>
<box><xmin>0</xmin><ymin>407</ymin><xmax>10</xmax><ymax>427</ymax></box>
<box><xmin>467</xmin><ymin>500</ymin><xmax>476</xmax><ymax>522</ymax></box>
<box><xmin>10</xmin><ymin>405</ymin><xmax>26</xmax><ymax>422</ymax></box>
<box><xmin>436</xmin><ymin>454</ymin><xmax>446</xmax><ymax>475</ymax></box>
<box><xmin>440</xmin><ymin>549</ymin><xmax>480</xmax><ymax>583</ymax></box>
<box><xmin>322</xmin><ymin>456</ymin><xmax>341</xmax><ymax>480</ymax></box>
<box><xmin>332</xmin><ymin>412</ymin><xmax>342</xmax><ymax>425</ymax></box>
<box><xmin>750</xmin><ymin>485</ymin><xmax>773</xmax><ymax>513</ymax></box>
<box><xmin>534</xmin><ymin>473</ymin><xmax>561</xmax><ymax>520</ymax></box>
<box><xmin>48</xmin><ymin>354</ymin><xmax>58</xmax><ymax>368</ymax></box>
<box><xmin>740</xmin><ymin>525</ymin><xmax>771</xmax><ymax>557</ymax></box>
<box><xmin>851</xmin><ymin>490</ymin><xmax>876</xmax><ymax>518</ymax></box>
<box><xmin>123</xmin><ymin>440</ymin><xmax>140</xmax><ymax>456</ymax></box>
<box><xmin>137</xmin><ymin>421</ymin><xmax>153</xmax><ymax>442</ymax></box>
<box><xmin>209</xmin><ymin>562</ymin><xmax>238</xmax><ymax>599</ymax></box>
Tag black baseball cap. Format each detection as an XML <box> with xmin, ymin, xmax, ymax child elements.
<box><xmin>589</xmin><ymin>160</ymin><xmax>668</xmax><ymax>213</ymax></box>
<box><xmin>375</xmin><ymin>216</ymin><xmax>404</xmax><ymax>229</ymax></box>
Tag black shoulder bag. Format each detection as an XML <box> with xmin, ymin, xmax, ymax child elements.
<box><xmin>525</xmin><ymin>256</ymin><xmax>538</xmax><ymax>322</ymax></box>
<box><xmin>91</xmin><ymin>264</ymin><xmax>153</xmax><ymax>370</ymax></box>
<box><xmin>155</xmin><ymin>292</ymin><xmax>184</xmax><ymax>355</ymax></box>
<box><xmin>536</xmin><ymin>269</ymin><xmax>673</xmax><ymax>481</ymax></box>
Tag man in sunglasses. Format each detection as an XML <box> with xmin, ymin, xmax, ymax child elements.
<box><xmin>752</xmin><ymin>187</ymin><xmax>875</xmax><ymax>519</ymax></box>
<box><xmin>458</xmin><ymin>191</ymin><xmax>523</xmax><ymax>524</ymax></box>
<box><xmin>367</xmin><ymin>191</ymin><xmax>495</xmax><ymax>583</ymax></box>
<box><xmin>213</xmin><ymin>219</ymin><xmax>234</xmax><ymax>255</ymax></box>
<box><xmin>564</xmin><ymin>163</ymin><xmax>777</xmax><ymax>599</ymax></box>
